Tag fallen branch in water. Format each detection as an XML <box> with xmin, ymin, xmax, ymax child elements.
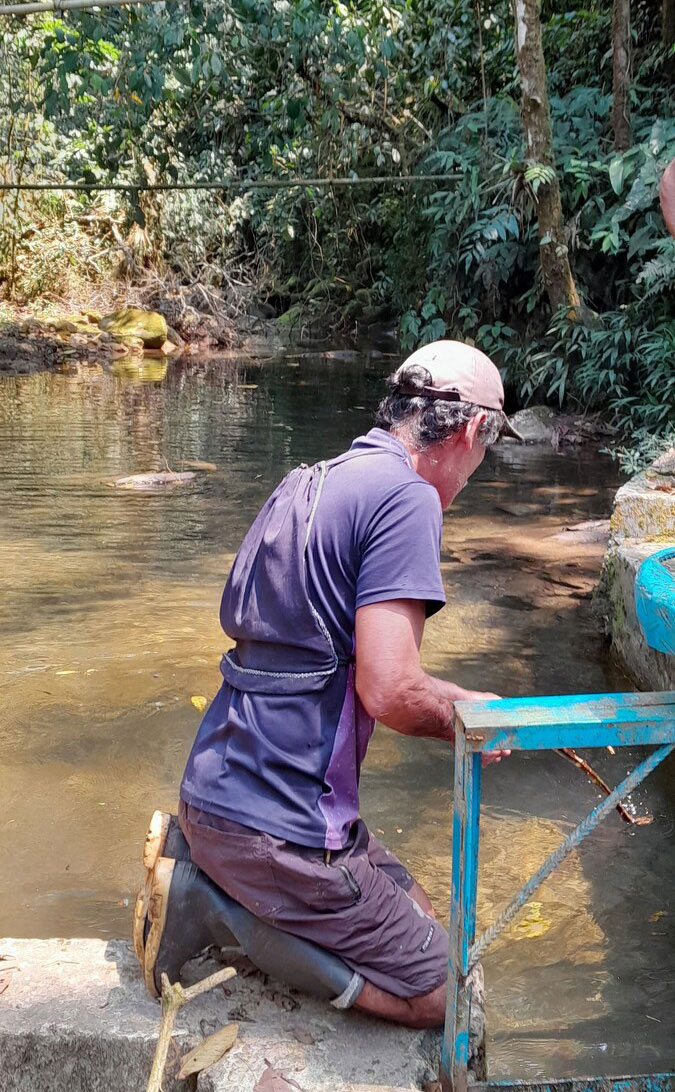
<box><xmin>146</xmin><ymin>965</ymin><xmax>237</xmax><ymax>1092</ymax></box>
<box><xmin>556</xmin><ymin>747</ymin><xmax>653</xmax><ymax>825</ymax></box>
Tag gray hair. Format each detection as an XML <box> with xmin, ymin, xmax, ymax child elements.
<box><xmin>375</xmin><ymin>363</ymin><xmax>504</xmax><ymax>450</ymax></box>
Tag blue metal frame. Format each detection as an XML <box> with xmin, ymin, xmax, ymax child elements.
<box><xmin>440</xmin><ymin>690</ymin><xmax>675</xmax><ymax>1092</ymax></box>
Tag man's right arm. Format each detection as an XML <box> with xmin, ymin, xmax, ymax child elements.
<box><xmin>355</xmin><ymin>599</ymin><xmax>473</xmax><ymax>743</ymax></box>
<box><xmin>354</xmin><ymin>599</ymin><xmax>506</xmax><ymax>763</ymax></box>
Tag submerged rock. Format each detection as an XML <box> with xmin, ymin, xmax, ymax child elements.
<box><xmin>110</xmin><ymin>471</ymin><xmax>196</xmax><ymax>490</ymax></box>
<box><xmin>99</xmin><ymin>307</ymin><xmax>168</xmax><ymax>349</ymax></box>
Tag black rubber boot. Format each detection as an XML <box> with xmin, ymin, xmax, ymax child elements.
<box><xmin>163</xmin><ymin>814</ymin><xmax>190</xmax><ymax>860</ymax></box>
<box><xmin>139</xmin><ymin>855</ymin><xmax>362</xmax><ymax>1007</ymax></box>
<box><xmin>142</xmin><ymin>857</ymin><xmax>240</xmax><ymax>995</ymax></box>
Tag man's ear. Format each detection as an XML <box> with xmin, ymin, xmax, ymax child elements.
<box><xmin>462</xmin><ymin>410</ymin><xmax>486</xmax><ymax>449</ymax></box>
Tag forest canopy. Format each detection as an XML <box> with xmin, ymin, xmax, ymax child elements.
<box><xmin>1</xmin><ymin>0</ymin><xmax>674</xmax><ymax>465</ymax></box>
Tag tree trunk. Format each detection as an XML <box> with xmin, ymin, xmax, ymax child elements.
<box><xmin>664</xmin><ymin>0</ymin><xmax>675</xmax><ymax>78</ymax></box>
<box><xmin>512</xmin><ymin>0</ymin><xmax>584</xmax><ymax>318</ymax></box>
<box><xmin>612</xmin><ymin>0</ymin><xmax>631</xmax><ymax>152</ymax></box>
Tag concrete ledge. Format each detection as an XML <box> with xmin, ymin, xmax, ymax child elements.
<box><xmin>0</xmin><ymin>938</ymin><xmax>441</xmax><ymax>1092</ymax></box>
<box><xmin>610</xmin><ymin>470</ymin><xmax>675</xmax><ymax>544</ymax></box>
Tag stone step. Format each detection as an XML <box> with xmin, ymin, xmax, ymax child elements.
<box><xmin>0</xmin><ymin>938</ymin><xmax>439</xmax><ymax>1092</ymax></box>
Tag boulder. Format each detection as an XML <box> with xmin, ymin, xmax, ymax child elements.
<box><xmin>506</xmin><ymin>406</ymin><xmax>558</xmax><ymax>444</ymax></box>
<box><xmin>99</xmin><ymin>307</ymin><xmax>168</xmax><ymax>350</ymax></box>
<box><xmin>650</xmin><ymin>447</ymin><xmax>675</xmax><ymax>476</ymax></box>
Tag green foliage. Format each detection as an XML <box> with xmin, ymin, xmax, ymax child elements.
<box><xmin>0</xmin><ymin>0</ymin><xmax>673</xmax><ymax>468</ymax></box>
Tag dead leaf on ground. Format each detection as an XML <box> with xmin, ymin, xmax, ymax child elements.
<box><xmin>253</xmin><ymin>1062</ymin><xmax>307</xmax><ymax>1092</ymax></box>
<box><xmin>0</xmin><ymin>972</ymin><xmax>14</xmax><ymax>994</ymax></box>
<box><xmin>177</xmin><ymin>1022</ymin><xmax>239</xmax><ymax>1079</ymax></box>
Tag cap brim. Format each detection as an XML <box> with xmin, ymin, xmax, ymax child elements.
<box><xmin>499</xmin><ymin>414</ymin><xmax>525</xmax><ymax>443</ymax></box>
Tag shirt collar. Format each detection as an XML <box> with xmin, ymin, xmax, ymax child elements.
<box><xmin>348</xmin><ymin>428</ymin><xmax>414</xmax><ymax>470</ymax></box>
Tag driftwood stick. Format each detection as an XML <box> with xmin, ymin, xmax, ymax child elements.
<box><xmin>146</xmin><ymin>967</ymin><xmax>237</xmax><ymax>1092</ymax></box>
<box><xmin>556</xmin><ymin>747</ymin><xmax>653</xmax><ymax>825</ymax></box>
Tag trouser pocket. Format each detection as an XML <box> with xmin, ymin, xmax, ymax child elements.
<box><xmin>335</xmin><ymin>863</ymin><xmax>362</xmax><ymax>903</ymax></box>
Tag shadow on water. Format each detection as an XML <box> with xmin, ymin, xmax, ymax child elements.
<box><xmin>0</xmin><ymin>353</ymin><xmax>673</xmax><ymax>1079</ymax></box>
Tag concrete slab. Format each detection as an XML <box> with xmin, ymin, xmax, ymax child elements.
<box><xmin>610</xmin><ymin>471</ymin><xmax>675</xmax><ymax>545</ymax></box>
<box><xmin>0</xmin><ymin>938</ymin><xmax>440</xmax><ymax>1092</ymax></box>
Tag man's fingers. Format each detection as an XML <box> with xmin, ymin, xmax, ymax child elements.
<box><xmin>481</xmin><ymin>748</ymin><xmax>511</xmax><ymax>766</ymax></box>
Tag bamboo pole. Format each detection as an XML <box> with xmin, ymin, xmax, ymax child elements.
<box><xmin>0</xmin><ymin>0</ymin><xmax>158</xmax><ymax>16</ymax></box>
<box><xmin>0</xmin><ymin>173</ymin><xmax>461</xmax><ymax>192</ymax></box>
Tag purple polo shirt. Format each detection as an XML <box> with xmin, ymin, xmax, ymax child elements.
<box><xmin>180</xmin><ymin>428</ymin><xmax>446</xmax><ymax>849</ymax></box>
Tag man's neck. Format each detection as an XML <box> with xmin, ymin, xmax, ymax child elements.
<box><xmin>392</xmin><ymin>429</ymin><xmax>437</xmax><ymax>483</ymax></box>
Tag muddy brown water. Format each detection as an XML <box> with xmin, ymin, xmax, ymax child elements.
<box><xmin>1</xmin><ymin>354</ymin><xmax>673</xmax><ymax>1079</ymax></box>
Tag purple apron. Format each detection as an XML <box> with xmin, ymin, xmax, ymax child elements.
<box><xmin>219</xmin><ymin>449</ymin><xmax>389</xmax><ymax>695</ymax></box>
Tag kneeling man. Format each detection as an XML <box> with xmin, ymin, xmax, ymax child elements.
<box><xmin>144</xmin><ymin>340</ymin><xmax>516</xmax><ymax>1027</ymax></box>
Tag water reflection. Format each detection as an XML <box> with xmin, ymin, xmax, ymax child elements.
<box><xmin>0</xmin><ymin>356</ymin><xmax>673</xmax><ymax>1078</ymax></box>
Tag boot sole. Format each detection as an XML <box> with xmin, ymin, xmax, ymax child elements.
<box><xmin>140</xmin><ymin>855</ymin><xmax>175</xmax><ymax>998</ymax></box>
<box><xmin>133</xmin><ymin>810</ymin><xmax>173</xmax><ymax>973</ymax></box>
<box><xmin>143</xmin><ymin>809</ymin><xmax>172</xmax><ymax>872</ymax></box>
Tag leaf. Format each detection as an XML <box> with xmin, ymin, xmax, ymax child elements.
<box><xmin>253</xmin><ymin>1062</ymin><xmax>307</xmax><ymax>1092</ymax></box>
<box><xmin>608</xmin><ymin>156</ymin><xmax>625</xmax><ymax>195</ymax></box>
<box><xmin>191</xmin><ymin>695</ymin><xmax>208</xmax><ymax>712</ymax></box>
<box><xmin>178</xmin><ymin>1023</ymin><xmax>239</xmax><ymax>1079</ymax></box>
<box><xmin>512</xmin><ymin>901</ymin><xmax>552</xmax><ymax>939</ymax></box>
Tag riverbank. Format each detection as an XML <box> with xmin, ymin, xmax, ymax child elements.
<box><xmin>0</xmin><ymin>297</ymin><xmax>291</xmax><ymax>377</ymax></box>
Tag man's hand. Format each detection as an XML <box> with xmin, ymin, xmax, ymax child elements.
<box><xmin>452</xmin><ymin>688</ymin><xmax>510</xmax><ymax>765</ymax></box>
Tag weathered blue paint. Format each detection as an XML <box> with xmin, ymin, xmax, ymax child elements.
<box><xmin>454</xmin><ymin>691</ymin><xmax>675</xmax><ymax>753</ymax></box>
<box><xmin>481</xmin><ymin>1076</ymin><xmax>675</xmax><ymax>1091</ymax></box>
<box><xmin>636</xmin><ymin>548</ymin><xmax>675</xmax><ymax>655</ymax></box>
<box><xmin>441</xmin><ymin>692</ymin><xmax>675</xmax><ymax>1092</ymax></box>
<box><xmin>442</xmin><ymin>729</ymin><xmax>483</xmax><ymax>1092</ymax></box>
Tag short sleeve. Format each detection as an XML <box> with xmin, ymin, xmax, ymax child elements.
<box><xmin>356</xmin><ymin>482</ymin><xmax>446</xmax><ymax>617</ymax></box>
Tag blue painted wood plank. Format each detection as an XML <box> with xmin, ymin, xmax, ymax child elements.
<box><xmin>453</xmin><ymin>692</ymin><xmax>675</xmax><ymax>751</ymax></box>
<box><xmin>442</xmin><ymin>731</ymin><xmax>483</xmax><ymax>1092</ymax></box>
<box><xmin>479</xmin><ymin>1075</ymin><xmax>675</xmax><ymax>1091</ymax></box>
<box><xmin>636</xmin><ymin>548</ymin><xmax>675</xmax><ymax>655</ymax></box>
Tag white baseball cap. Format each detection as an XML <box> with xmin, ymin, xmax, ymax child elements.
<box><xmin>398</xmin><ymin>340</ymin><xmax>523</xmax><ymax>441</ymax></box>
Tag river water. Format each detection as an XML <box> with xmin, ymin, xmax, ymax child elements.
<box><xmin>1</xmin><ymin>353</ymin><xmax>673</xmax><ymax>1079</ymax></box>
